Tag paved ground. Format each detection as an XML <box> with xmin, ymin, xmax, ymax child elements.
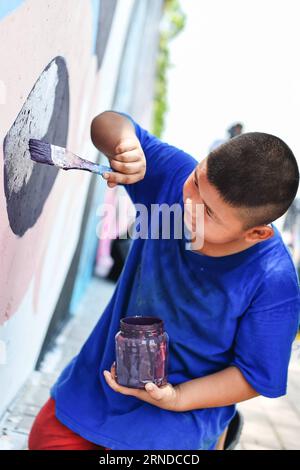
<box><xmin>237</xmin><ymin>336</ymin><xmax>300</xmax><ymax>450</ymax></box>
<box><xmin>0</xmin><ymin>277</ymin><xmax>299</xmax><ymax>450</ymax></box>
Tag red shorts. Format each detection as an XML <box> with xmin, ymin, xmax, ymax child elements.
<box><xmin>28</xmin><ymin>397</ymin><xmax>111</xmax><ymax>451</ymax></box>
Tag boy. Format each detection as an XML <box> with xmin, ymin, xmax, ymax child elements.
<box><xmin>28</xmin><ymin>111</ymin><xmax>300</xmax><ymax>450</ymax></box>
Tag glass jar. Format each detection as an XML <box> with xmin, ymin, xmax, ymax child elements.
<box><xmin>115</xmin><ymin>316</ymin><xmax>169</xmax><ymax>389</ymax></box>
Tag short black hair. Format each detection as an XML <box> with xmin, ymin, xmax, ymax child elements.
<box><xmin>206</xmin><ymin>132</ymin><xmax>299</xmax><ymax>230</ymax></box>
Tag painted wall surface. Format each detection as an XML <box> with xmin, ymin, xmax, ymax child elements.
<box><xmin>0</xmin><ymin>0</ymin><xmax>163</xmax><ymax>417</ymax></box>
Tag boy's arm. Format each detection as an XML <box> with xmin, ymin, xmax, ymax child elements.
<box><xmin>91</xmin><ymin>110</ymin><xmax>198</xmax><ymax>204</ymax></box>
<box><xmin>174</xmin><ymin>366</ymin><xmax>260</xmax><ymax>412</ymax></box>
<box><xmin>90</xmin><ymin>111</ymin><xmax>146</xmax><ymax>187</ymax></box>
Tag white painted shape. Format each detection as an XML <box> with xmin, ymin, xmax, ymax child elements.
<box><xmin>95</xmin><ymin>0</ymin><xmax>135</xmax><ymax>111</ymax></box>
<box><xmin>4</xmin><ymin>60</ymin><xmax>58</xmax><ymax>194</ymax></box>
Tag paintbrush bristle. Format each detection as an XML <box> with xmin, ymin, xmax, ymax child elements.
<box><xmin>28</xmin><ymin>139</ymin><xmax>54</xmax><ymax>165</ymax></box>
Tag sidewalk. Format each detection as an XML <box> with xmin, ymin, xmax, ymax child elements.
<box><xmin>0</xmin><ymin>276</ymin><xmax>299</xmax><ymax>450</ymax></box>
<box><xmin>237</xmin><ymin>337</ymin><xmax>300</xmax><ymax>450</ymax></box>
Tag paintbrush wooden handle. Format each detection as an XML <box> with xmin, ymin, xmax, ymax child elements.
<box><xmin>63</xmin><ymin>150</ymin><xmax>114</xmax><ymax>175</ymax></box>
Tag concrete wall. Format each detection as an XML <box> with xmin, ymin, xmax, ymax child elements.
<box><xmin>0</xmin><ymin>0</ymin><xmax>163</xmax><ymax>417</ymax></box>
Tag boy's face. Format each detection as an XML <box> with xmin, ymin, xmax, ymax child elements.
<box><xmin>182</xmin><ymin>158</ymin><xmax>248</xmax><ymax>245</ymax></box>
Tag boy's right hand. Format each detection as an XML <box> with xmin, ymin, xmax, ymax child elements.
<box><xmin>103</xmin><ymin>138</ymin><xmax>146</xmax><ymax>188</ymax></box>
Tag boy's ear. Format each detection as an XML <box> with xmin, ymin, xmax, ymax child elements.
<box><xmin>244</xmin><ymin>225</ymin><xmax>274</xmax><ymax>243</ymax></box>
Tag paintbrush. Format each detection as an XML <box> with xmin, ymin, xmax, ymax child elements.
<box><xmin>28</xmin><ymin>139</ymin><xmax>113</xmax><ymax>177</ymax></box>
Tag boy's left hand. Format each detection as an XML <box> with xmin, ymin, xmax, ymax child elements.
<box><xmin>103</xmin><ymin>363</ymin><xmax>181</xmax><ymax>412</ymax></box>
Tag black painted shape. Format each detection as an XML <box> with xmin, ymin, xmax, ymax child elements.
<box><xmin>3</xmin><ymin>56</ymin><xmax>69</xmax><ymax>237</ymax></box>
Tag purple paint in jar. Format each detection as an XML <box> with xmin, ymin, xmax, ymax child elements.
<box><xmin>115</xmin><ymin>316</ymin><xmax>169</xmax><ymax>389</ymax></box>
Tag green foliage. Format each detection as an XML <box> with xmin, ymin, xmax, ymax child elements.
<box><xmin>151</xmin><ymin>0</ymin><xmax>186</xmax><ymax>137</ymax></box>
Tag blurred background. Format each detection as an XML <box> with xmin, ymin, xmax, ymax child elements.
<box><xmin>0</xmin><ymin>0</ymin><xmax>299</xmax><ymax>450</ymax></box>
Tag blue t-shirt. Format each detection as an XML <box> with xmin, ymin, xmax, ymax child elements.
<box><xmin>50</xmin><ymin>112</ymin><xmax>300</xmax><ymax>450</ymax></box>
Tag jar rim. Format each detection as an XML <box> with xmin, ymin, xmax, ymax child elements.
<box><xmin>120</xmin><ymin>316</ymin><xmax>164</xmax><ymax>332</ymax></box>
